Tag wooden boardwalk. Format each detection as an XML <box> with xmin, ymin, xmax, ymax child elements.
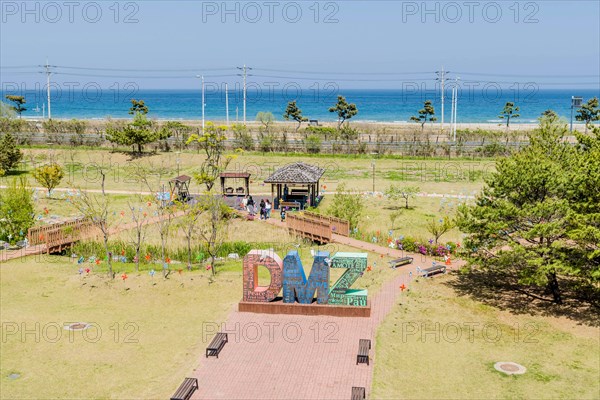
<box><xmin>0</xmin><ymin>211</ymin><xmax>186</xmax><ymax>264</ymax></box>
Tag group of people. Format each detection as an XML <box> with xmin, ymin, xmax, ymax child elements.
<box><xmin>242</xmin><ymin>195</ymin><xmax>272</xmax><ymax>220</ymax></box>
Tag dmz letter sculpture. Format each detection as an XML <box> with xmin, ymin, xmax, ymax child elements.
<box><xmin>243</xmin><ymin>250</ymin><xmax>368</xmax><ymax>307</ymax></box>
<box><xmin>283</xmin><ymin>251</ymin><xmax>330</xmax><ymax>304</ymax></box>
<box><xmin>243</xmin><ymin>250</ymin><xmax>284</xmax><ymax>302</ymax></box>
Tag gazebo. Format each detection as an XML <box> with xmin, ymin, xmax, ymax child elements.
<box><xmin>169</xmin><ymin>175</ymin><xmax>191</xmax><ymax>203</ymax></box>
<box><xmin>264</xmin><ymin>162</ymin><xmax>325</xmax><ymax>210</ymax></box>
<box><xmin>219</xmin><ymin>172</ymin><xmax>251</xmax><ymax>196</ymax></box>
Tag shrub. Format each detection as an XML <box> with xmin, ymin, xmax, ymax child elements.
<box><xmin>32</xmin><ymin>163</ymin><xmax>64</xmax><ymax>197</ymax></box>
<box><xmin>304</xmin><ymin>134</ymin><xmax>322</xmax><ymax>153</ymax></box>
<box><xmin>0</xmin><ymin>178</ymin><xmax>35</xmax><ymax>242</ymax></box>
<box><xmin>304</xmin><ymin>126</ymin><xmax>338</xmax><ymax>140</ymax></box>
<box><xmin>232</xmin><ymin>124</ymin><xmax>254</xmax><ymax>150</ymax></box>
<box><xmin>0</xmin><ymin>133</ymin><xmax>23</xmax><ymax>174</ymax></box>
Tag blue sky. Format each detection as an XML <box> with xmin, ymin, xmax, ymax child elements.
<box><xmin>1</xmin><ymin>0</ymin><xmax>599</xmax><ymax>89</ymax></box>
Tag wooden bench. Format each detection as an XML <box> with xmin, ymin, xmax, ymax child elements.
<box><xmin>206</xmin><ymin>332</ymin><xmax>228</xmax><ymax>358</ymax></box>
<box><xmin>389</xmin><ymin>256</ymin><xmax>413</xmax><ymax>269</ymax></box>
<box><xmin>171</xmin><ymin>377</ymin><xmax>198</xmax><ymax>400</ymax></box>
<box><xmin>356</xmin><ymin>339</ymin><xmax>371</xmax><ymax>365</ymax></box>
<box><xmin>280</xmin><ymin>201</ymin><xmax>301</xmax><ymax>210</ymax></box>
<box><xmin>417</xmin><ymin>263</ymin><xmax>447</xmax><ymax>277</ymax></box>
<box><xmin>351</xmin><ymin>386</ymin><xmax>366</xmax><ymax>400</ymax></box>
<box><xmin>225</xmin><ymin>187</ymin><xmax>234</xmax><ymax>194</ymax></box>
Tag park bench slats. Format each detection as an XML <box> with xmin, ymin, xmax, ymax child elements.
<box><xmin>351</xmin><ymin>386</ymin><xmax>366</xmax><ymax>400</ymax></box>
<box><xmin>206</xmin><ymin>332</ymin><xmax>228</xmax><ymax>358</ymax></box>
<box><xmin>417</xmin><ymin>264</ymin><xmax>447</xmax><ymax>277</ymax></box>
<box><xmin>280</xmin><ymin>201</ymin><xmax>301</xmax><ymax>210</ymax></box>
<box><xmin>389</xmin><ymin>256</ymin><xmax>414</xmax><ymax>269</ymax></box>
<box><xmin>171</xmin><ymin>377</ymin><xmax>198</xmax><ymax>400</ymax></box>
<box><xmin>356</xmin><ymin>339</ymin><xmax>371</xmax><ymax>365</ymax></box>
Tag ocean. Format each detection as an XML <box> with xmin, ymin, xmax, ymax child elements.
<box><xmin>2</xmin><ymin>88</ymin><xmax>599</xmax><ymax>124</ymax></box>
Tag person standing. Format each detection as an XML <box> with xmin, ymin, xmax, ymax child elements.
<box><xmin>247</xmin><ymin>196</ymin><xmax>255</xmax><ymax>215</ymax></box>
<box><xmin>259</xmin><ymin>199</ymin><xmax>266</xmax><ymax>220</ymax></box>
<box><xmin>265</xmin><ymin>199</ymin><xmax>272</xmax><ymax>219</ymax></box>
<box><xmin>280</xmin><ymin>207</ymin><xmax>287</xmax><ymax>222</ymax></box>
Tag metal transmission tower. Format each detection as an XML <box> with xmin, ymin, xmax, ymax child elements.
<box><xmin>435</xmin><ymin>67</ymin><xmax>449</xmax><ymax>132</ymax></box>
<box><xmin>237</xmin><ymin>65</ymin><xmax>252</xmax><ymax>124</ymax></box>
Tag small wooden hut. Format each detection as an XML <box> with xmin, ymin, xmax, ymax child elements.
<box><xmin>169</xmin><ymin>175</ymin><xmax>191</xmax><ymax>203</ymax></box>
<box><xmin>264</xmin><ymin>162</ymin><xmax>325</xmax><ymax>210</ymax></box>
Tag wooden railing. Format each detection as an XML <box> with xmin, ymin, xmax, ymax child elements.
<box><xmin>287</xmin><ymin>214</ymin><xmax>332</xmax><ymax>244</ymax></box>
<box><xmin>28</xmin><ymin>218</ymin><xmax>98</xmax><ymax>254</ymax></box>
<box><xmin>303</xmin><ymin>211</ymin><xmax>350</xmax><ymax>237</ymax></box>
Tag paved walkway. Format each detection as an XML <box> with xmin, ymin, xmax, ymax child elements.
<box><xmin>189</xmin><ymin>221</ymin><xmax>460</xmax><ymax>399</ymax></box>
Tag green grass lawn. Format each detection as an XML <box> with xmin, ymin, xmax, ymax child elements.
<box><xmin>372</xmin><ymin>274</ymin><xmax>600</xmax><ymax>399</ymax></box>
<box><xmin>6</xmin><ymin>148</ymin><xmax>492</xmax><ymax>195</ymax></box>
<box><xmin>0</xmin><ymin>240</ymin><xmax>396</xmax><ymax>399</ymax></box>
<box><xmin>2</xmin><ymin>248</ymin><xmax>597</xmax><ymax>399</ymax></box>
<box><xmin>3</xmin><ymin>148</ymin><xmax>485</xmax><ymax>243</ymax></box>
<box><xmin>0</xmin><ymin>257</ymin><xmax>242</xmax><ymax>399</ymax></box>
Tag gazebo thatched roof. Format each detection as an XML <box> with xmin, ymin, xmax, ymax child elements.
<box><xmin>264</xmin><ymin>162</ymin><xmax>325</xmax><ymax>184</ymax></box>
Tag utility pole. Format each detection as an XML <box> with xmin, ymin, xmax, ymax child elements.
<box><xmin>453</xmin><ymin>77</ymin><xmax>460</xmax><ymax>141</ymax></box>
<box><xmin>43</xmin><ymin>60</ymin><xmax>53</xmax><ymax>119</ymax></box>
<box><xmin>450</xmin><ymin>86</ymin><xmax>455</xmax><ymax>139</ymax></box>
<box><xmin>237</xmin><ymin>65</ymin><xmax>252</xmax><ymax>124</ymax></box>
<box><xmin>225</xmin><ymin>83</ymin><xmax>229</xmax><ymax>125</ymax></box>
<box><xmin>571</xmin><ymin>96</ymin><xmax>583</xmax><ymax>132</ymax></box>
<box><xmin>436</xmin><ymin>67</ymin><xmax>449</xmax><ymax>132</ymax></box>
<box><xmin>196</xmin><ymin>75</ymin><xmax>205</xmax><ymax>131</ymax></box>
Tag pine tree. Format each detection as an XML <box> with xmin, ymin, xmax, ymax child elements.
<box><xmin>0</xmin><ymin>132</ymin><xmax>23</xmax><ymax>175</ymax></box>
<box><xmin>283</xmin><ymin>101</ymin><xmax>308</xmax><ymax>131</ymax></box>
<box><xmin>498</xmin><ymin>102</ymin><xmax>520</xmax><ymax>127</ymax></box>
<box><xmin>410</xmin><ymin>100</ymin><xmax>437</xmax><ymax>130</ymax></box>
<box><xmin>458</xmin><ymin>115</ymin><xmax>600</xmax><ymax>304</ymax></box>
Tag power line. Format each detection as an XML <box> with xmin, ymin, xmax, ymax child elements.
<box><xmin>252</xmin><ymin>67</ymin><xmax>434</xmax><ymax>75</ymax></box>
<box><xmin>53</xmin><ymin>65</ymin><xmax>236</xmax><ymax>72</ymax></box>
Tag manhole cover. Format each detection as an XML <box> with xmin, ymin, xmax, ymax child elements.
<box><xmin>494</xmin><ymin>362</ymin><xmax>526</xmax><ymax>375</ymax></box>
<box><xmin>64</xmin><ymin>322</ymin><xmax>90</xmax><ymax>331</ymax></box>
<box><xmin>7</xmin><ymin>373</ymin><xmax>20</xmax><ymax>380</ymax></box>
